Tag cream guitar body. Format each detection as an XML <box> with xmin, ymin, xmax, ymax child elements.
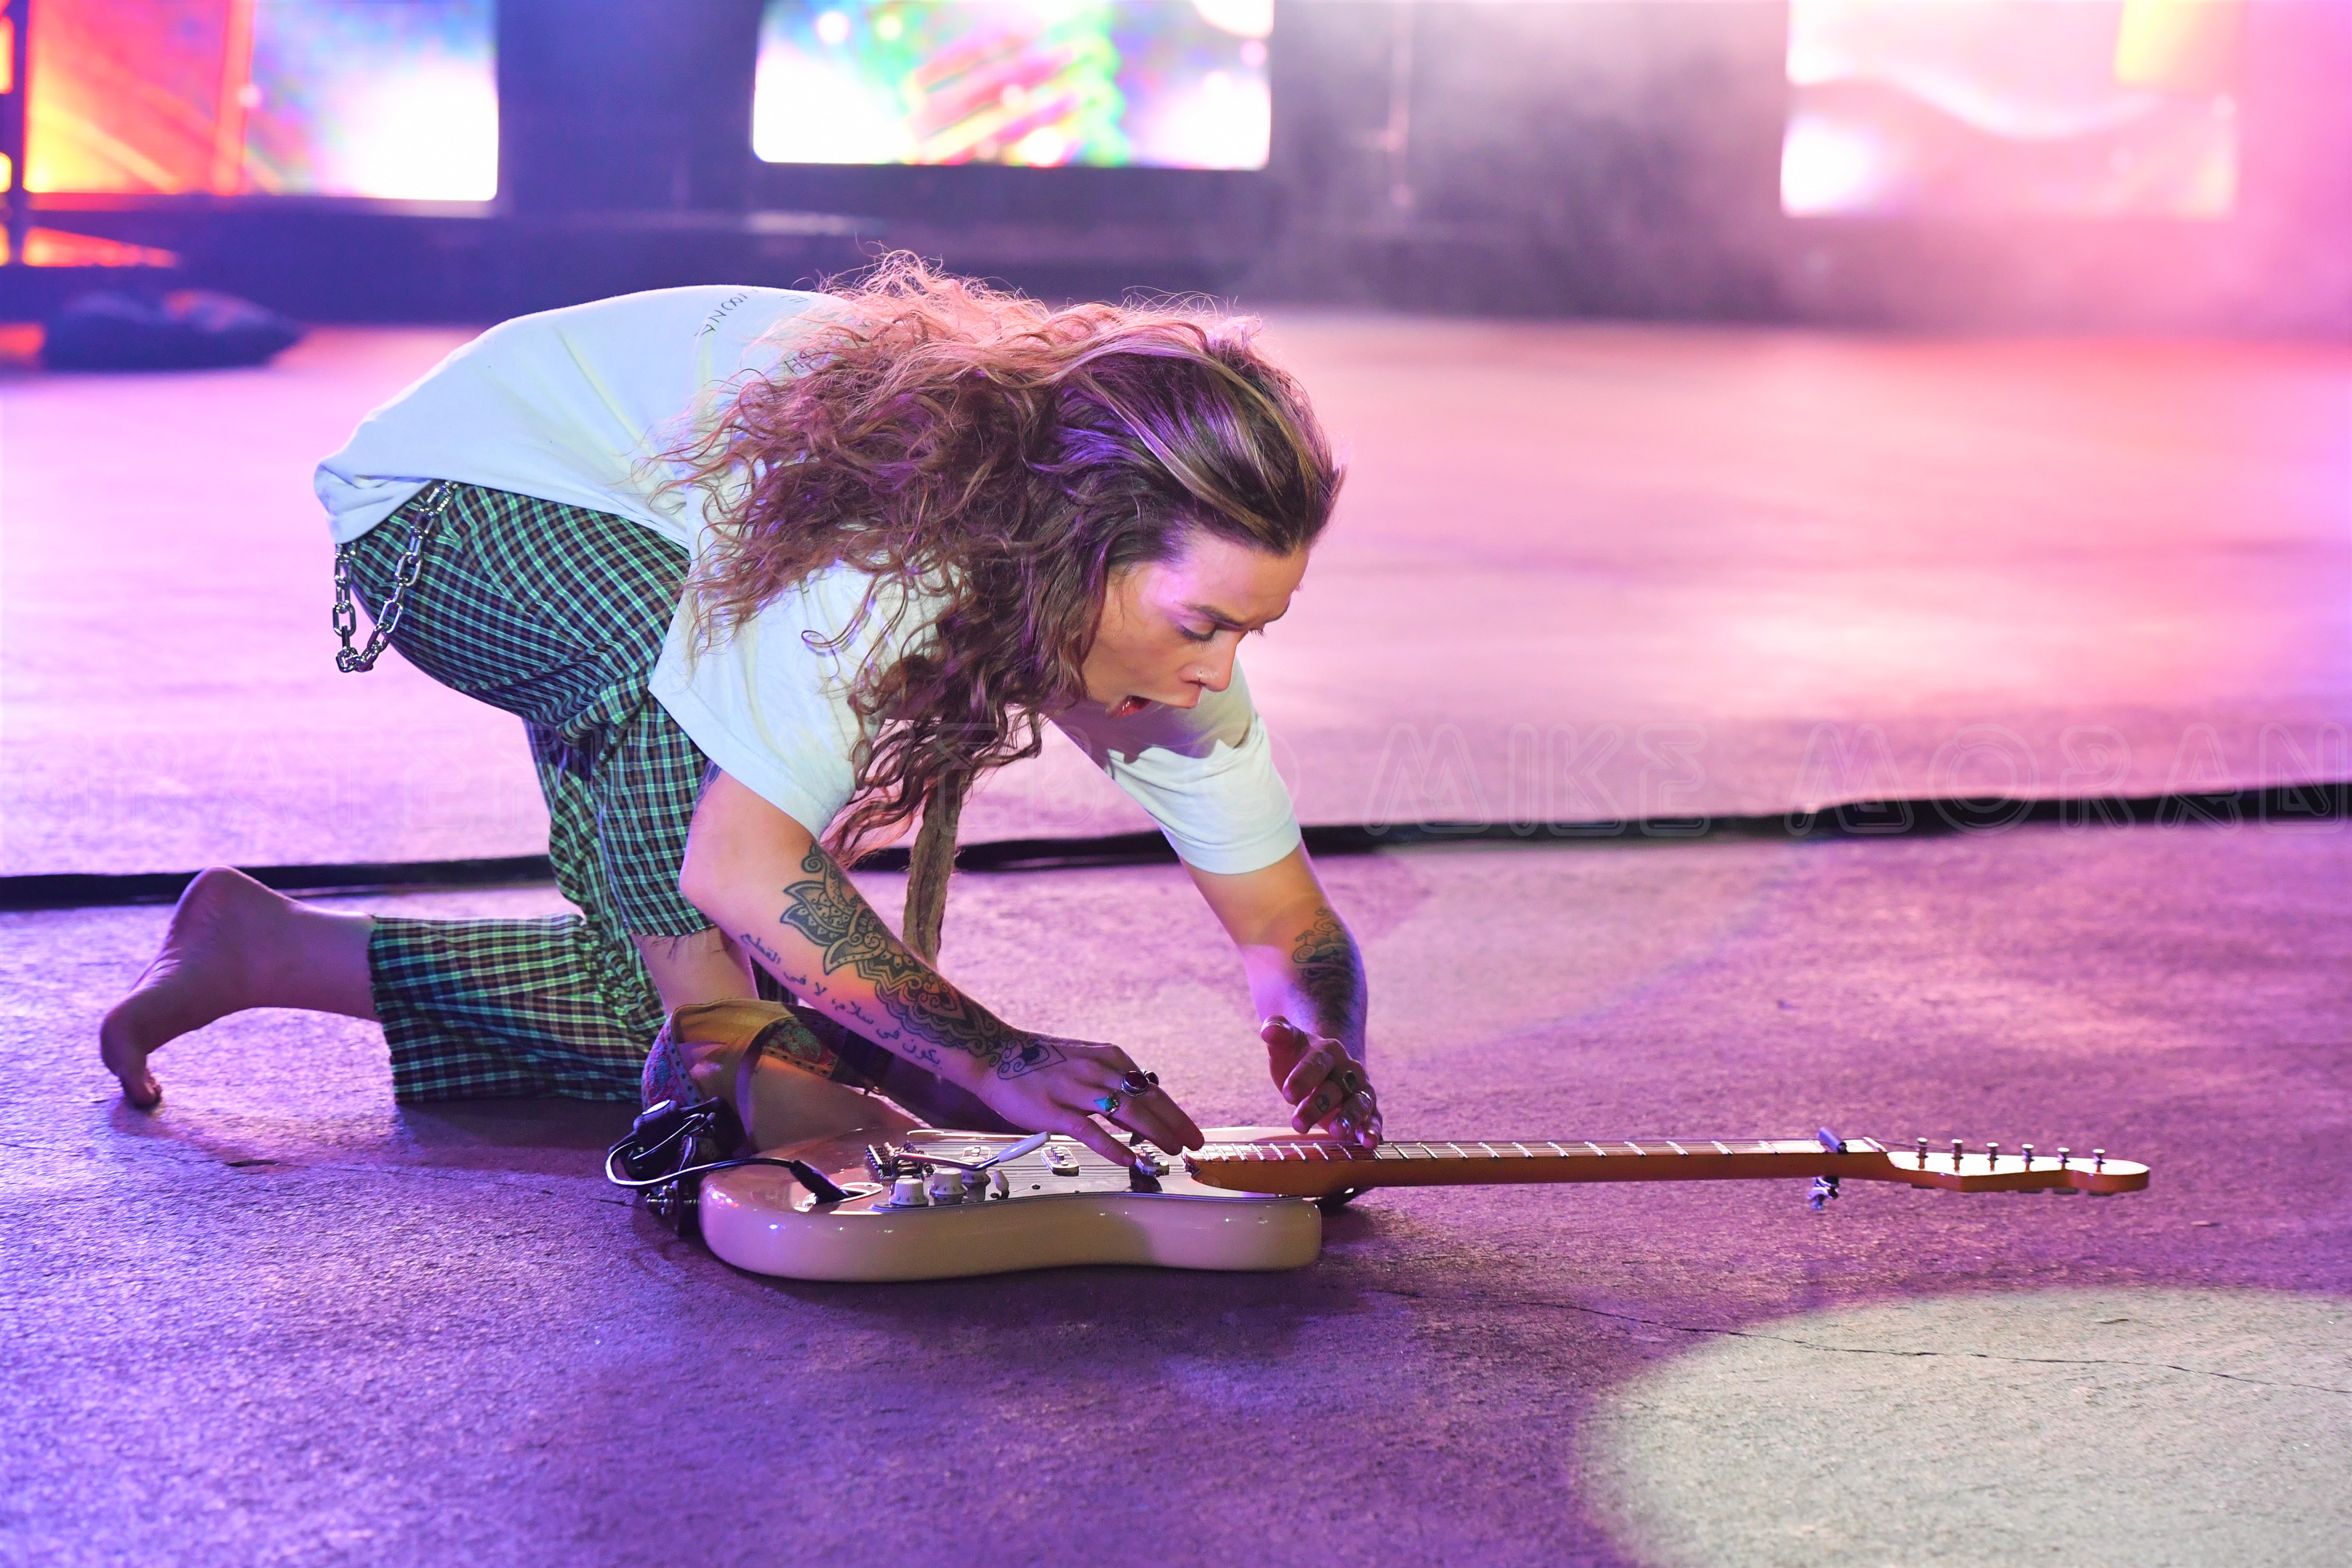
<box><xmin>698</xmin><ymin>1128</ymin><xmax>1320</xmax><ymax>1283</ymax></box>
<box><xmin>692</xmin><ymin>1126</ymin><xmax>2150</xmax><ymax>1285</ymax></box>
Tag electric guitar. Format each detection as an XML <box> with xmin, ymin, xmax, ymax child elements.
<box><xmin>692</xmin><ymin>1127</ymin><xmax>2151</xmax><ymax>1283</ymax></box>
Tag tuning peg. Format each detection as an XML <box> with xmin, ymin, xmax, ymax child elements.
<box><xmin>2057</xmin><ymin>1146</ymin><xmax>2071</xmax><ymax>1165</ymax></box>
<box><xmin>1951</xmin><ymin>1138</ymin><xmax>1965</xmax><ymax>1170</ymax></box>
<box><xmin>1914</xmin><ymin>1136</ymin><xmax>1929</xmax><ymax>1168</ymax></box>
<box><xmin>2022</xmin><ymin>1143</ymin><xmax>2035</xmax><ymax>1168</ymax></box>
<box><xmin>2093</xmin><ymin>1148</ymin><xmax>2105</xmax><ymax>1172</ymax></box>
<box><xmin>1987</xmin><ymin>1141</ymin><xmax>2001</xmax><ymax>1169</ymax></box>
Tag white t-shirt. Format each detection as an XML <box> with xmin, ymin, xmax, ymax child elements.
<box><xmin>315</xmin><ymin>285</ymin><xmax>820</xmax><ymax>547</ymax></box>
<box><xmin>314</xmin><ymin>286</ymin><xmax>1303</xmax><ymax>875</ymax></box>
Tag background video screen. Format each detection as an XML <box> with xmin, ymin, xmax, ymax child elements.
<box><xmin>27</xmin><ymin>0</ymin><xmax>498</xmax><ymax>199</ymax></box>
<box><xmin>754</xmin><ymin>0</ymin><xmax>1272</xmax><ymax>169</ymax></box>
<box><xmin>1783</xmin><ymin>0</ymin><xmax>2241</xmax><ymax>218</ymax></box>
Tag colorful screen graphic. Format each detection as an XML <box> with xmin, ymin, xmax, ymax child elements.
<box><xmin>1783</xmin><ymin>0</ymin><xmax>2240</xmax><ymax>218</ymax></box>
<box><xmin>754</xmin><ymin>0</ymin><xmax>1271</xmax><ymax>169</ymax></box>
<box><xmin>27</xmin><ymin>0</ymin><xmax>498</xmax><ymax>199</ymax></box>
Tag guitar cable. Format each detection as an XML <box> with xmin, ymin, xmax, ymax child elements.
<box><xmin>604</xmin><ymin>1097</ymin><xmax>854</xmax><ymax>1236</ymax></box>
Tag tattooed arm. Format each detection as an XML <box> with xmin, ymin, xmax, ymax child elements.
<box><xmin>680</xmin><ymin>770</ymin><xmax>1203</xmax><ymax>1161</ymax></box>
<box><xmin>1187</xmin><ymin>846</ymin><xmax>1380</xmax><ymax>1146</ymax></box>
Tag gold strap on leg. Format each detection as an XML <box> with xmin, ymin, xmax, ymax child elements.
<box><xmin>669</xmin><ymin>1000</ymin><xmax>849</xmax><ymax>1093</ymax></box>
<box><xmin>667</xmin><ymin>1000</ymin><xmax>908</xmax><ymax>1156</ymax></box>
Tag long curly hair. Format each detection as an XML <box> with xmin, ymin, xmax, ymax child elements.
<box><xmin>670</xmin><ymin>256</ymin><xmax>1344</xmax><ymax>871</ymax></box>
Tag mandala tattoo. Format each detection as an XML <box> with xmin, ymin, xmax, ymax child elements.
<box><xmin>1290</xmin><ymin>906</ymin><xmax>1367</xmax><ymax>1045</ymax></box>
<box><xmin>776</xmin><ymin>846</ymin><xmax>1060</xmax><ymax>1080</ymax></box>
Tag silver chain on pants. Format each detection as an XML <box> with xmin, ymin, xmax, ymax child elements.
<box><xmin>331</xmin><ymin>480</ymin><xmax>454</xmax><ymax>673</ymax></box>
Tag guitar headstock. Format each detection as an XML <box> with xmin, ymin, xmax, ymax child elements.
<box><xmin>1882</xmin><ymin>1139</ymin><xmax>2148</xmax><ymax>1195</ymax></box>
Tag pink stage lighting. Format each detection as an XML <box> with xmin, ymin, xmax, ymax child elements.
<box><xmin>1783</xmin><ymin>0</ymin><xmax>2242</xmax><ymax>218</ymax></box>
<box><xmin>26</xmin><ymin>0</ymin><xmax>498</xmax><ymax>200</ymax></box>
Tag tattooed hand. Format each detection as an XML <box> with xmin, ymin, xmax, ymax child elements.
<box><xmin>769</xmin><ymin>843</ymin><xmax>1201</xmax><ymax>1164</ymax></box>
<box><xmin>1262</xmin><ymin>1015</ymin><xmax>1381</xmax><ymax>1147</ymax></box>
<box><xmin>969</xmin><ymin>1032</ymin><xmax>1206</xmax><ymax>1165</ymax></box>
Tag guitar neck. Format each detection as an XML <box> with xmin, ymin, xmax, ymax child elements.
<box><xmin>1182</xmin><ymin>1137</ymin><xmax>2150</xmax><ymax>1198</ymax></box>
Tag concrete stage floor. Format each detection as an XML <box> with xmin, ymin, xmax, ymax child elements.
<box><xmin>2</xmin><ymin>321</ymin><xmax>2348</xmax><ymax>1565</ymax></box>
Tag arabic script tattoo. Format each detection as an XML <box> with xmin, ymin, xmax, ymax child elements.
<box><xmin>776</xmin><ymin>845</ymin><xmax>1061</xmax><ymax>1080</ymax></box>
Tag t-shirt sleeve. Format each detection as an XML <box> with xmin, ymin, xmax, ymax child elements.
<box><xmin>1049</xmin><ymin>666</ymin><xmax>1303</xmax><ymax>875</ymax></box>
<box><xmin>647</xmin><ymin>571</ymin><xmax>897</xmax><ymax>837</ymax></box>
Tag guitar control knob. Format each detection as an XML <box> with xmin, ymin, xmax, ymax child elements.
<box><xmin>988</xmin><ymin>1168</ymin><xmax>1010</xmax><ymax>1200</ymax></box>
<box><xmin>892</xmin><ymin>1175</ymin><xmax>927</xmax><ymax>1207</ymax></box>
<box><xmin>961</xmin><ymin>1168</ymin><xmax>988</xmax><ymax>1199</ymax></box>
<box><xmin>924</xmin><ymin>1170</ymin><xmax>964</xmax><ymax>1206</ymax></box>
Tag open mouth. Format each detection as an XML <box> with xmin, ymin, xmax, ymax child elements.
<box><xmin>1109</xmin><ymin>696</ymin><xmax>1153</xmax><ymax>719</ymax></box>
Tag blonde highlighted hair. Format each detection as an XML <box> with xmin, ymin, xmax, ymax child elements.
<box><xmin>670</xmin><ymin>256</ymin><xmax>1343</xmax><ymax>883</ymax></box>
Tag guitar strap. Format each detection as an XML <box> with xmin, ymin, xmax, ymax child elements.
<box><xmin>656</xmin><ymin>999</ymin><xmax>898</xmax><ymax>1153</ymax></box>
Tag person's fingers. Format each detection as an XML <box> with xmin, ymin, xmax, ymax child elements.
<box><xmin>1108</xmin><ymin>1094</ymin><xmax>1179</xmax><ymax>1153</ymax></box>
<box><xmin>1120</xmin><ymin>1087</ymin><xmax>1205</xmax><ymax>1152</ymax></box>
<box><xmin>1098</xmin><ymin>1078</ymin><xmax>1199</xmax><ymax>1155</ymax></box>
<box><xmin>1043</xmin><ymin>1070</ymin><xmax>1169</xmax><ymax>1166</ymax></box>
<box><xmin>1260</xmin><ymin>1015</ymin><xmax>1307</xmax><ymax>1050</ymax></box>
<box><xmin>1291</xmin><ymin>1072</ymin><xmax>1354</xmax><ymax>1134</ymax></box>
<box><xmin>1048</xmin><ymin>1107</ymin><xmax>1138</xmax><ymax>1168</ymax></box>
<box><xmin>1331</xmin><ymin>1088</ymin><xmax>1383</xmax><ymax>1147</ymax></box>
<box><xmin>1160</xmin><ymin>1093</ymin><xmax>1206</xmax><ymax>1150</ymax></box>
<box><xmin>1060</xmin><ymin>1045</ymin><xmax>1203</xmax><ymax>1153</ymax></box>
<box><xmin>1260</xmin><ymin>1016</ymin><xmax>1310</xmax><ymax>1079</ymax></box>
<box><xmin>1280</xmin><ymin>1040</ymin><xmax>1344</xmax><ymax>1105</ymax></box>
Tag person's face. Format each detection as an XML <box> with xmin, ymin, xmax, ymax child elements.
<box><xmin>1081</xmin><ymin>528</ymin><xmax>1309</xmax><ymax>716</ymax></box>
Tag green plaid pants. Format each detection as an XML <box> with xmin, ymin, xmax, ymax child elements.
<box><xmin>342</xmin><ymin>482</ymin><xmax>720</xmax><ymax>1102</ymax></box>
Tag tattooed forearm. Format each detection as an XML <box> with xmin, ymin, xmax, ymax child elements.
<box><xmin>774</xmin><ymin>845</ymin><xmax>1061</xmax><ymax>1080</ymax></box>
<box><xmin>1289</xmin><ymin>906</ymin><xmax>1367</xmax><ymax>1046</ymax></box>
<box><xmin>739</xmin><ymin>931</ymin><xmax>781</xmax><ymax>965</ymax></box>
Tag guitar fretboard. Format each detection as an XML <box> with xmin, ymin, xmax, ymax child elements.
<box><xmin>1194</xmin><ymin>1137</ymin><xmax>1877</xmax><ymax>1163</ymax></box>
<box><xmin>1181</xmin><ymin>1134</ymin><xmax>2147</xmax><ymax>1199</ymax></box>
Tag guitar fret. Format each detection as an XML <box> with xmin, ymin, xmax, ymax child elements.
<box><xmin>1665</xmin><ymin>1141</ymin><xmax>1688</xmax><ymax>1156</ymax></box>
<box><xmin>1625</xmin><ymin>1141</ymin><xmax>1647</xmax><ymax>1157</ymax></box>
<box><xmin>1477</xmin><ymin>1142</ymin><xmax>1500</xmax><ymax>1159</ymax></box>
<box><xmin>1711</xmin><ymin>1141</ymin><xmax>1731</xmax><ymax>1155</ymax></box>
<box><xmin>1511</xmin><ymin>1142</ymin><xmax>1533</xmax><ymax>1157</ymax></box>
<box><xmin>1583</xmin><ymin>1142</ymin><xmax>1607</xmax><ymax>1158</ymax></box>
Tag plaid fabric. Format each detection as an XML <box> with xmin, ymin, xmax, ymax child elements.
<box><xmin>371</xmin><ymin>914</ymin><xmax>667</xmax><ymax>1101</ymax></box>
<box><xmin>343</xmin><ymin>482</ymin><xmax>720</xmax><ymax>1102</ymax></box>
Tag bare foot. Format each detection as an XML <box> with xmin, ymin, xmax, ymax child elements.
<box><xmin>100</xmin><ymin>868</ymin><xmax>289</xmax><ymax>1109</ymax></box>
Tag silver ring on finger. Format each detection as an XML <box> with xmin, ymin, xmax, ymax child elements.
<box><xmin>1093</xmin><ymin>1092</ymin><xmax>1122</xmax><ymax>1117</ymax></box>
<box><xmin>1117</xmin><ymin>1069</ymin><xmax>1159</xmax><ymax>1097</ymax></box>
